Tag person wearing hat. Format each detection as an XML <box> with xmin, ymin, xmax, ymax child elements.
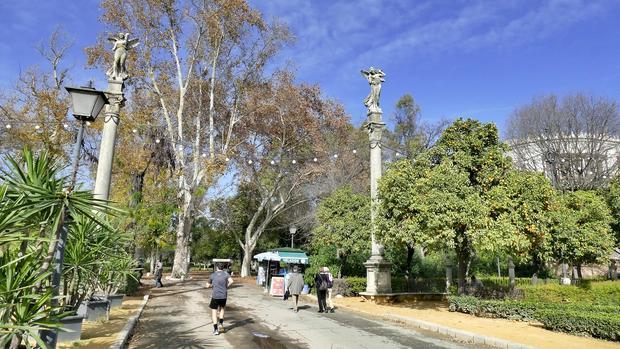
<box><xmin>324</xmin><ymin>267</ymin><xmax>335</xmax><ymax>313</ymax></box>
<box><xmin>286</xmin><ymin>265</ymin><xmax>304</xmax><ymax>312</ymax></box>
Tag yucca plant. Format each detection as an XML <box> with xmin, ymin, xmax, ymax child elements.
<box><xmin>0</xmin><ymin>248</ymin><xmax>65</xmax><ymax>349</ymax></box>
<box><xmin>0</xmin><ymin>149</ymin><xmax>124</xmax><ymax>348</ymax></box>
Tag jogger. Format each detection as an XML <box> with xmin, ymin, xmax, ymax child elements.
<box><xmin>206</xmin><ymin>263</ymin><xmax>233</xmax><ymax>335</ymax></box>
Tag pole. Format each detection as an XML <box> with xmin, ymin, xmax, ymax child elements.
<box><xmin>93</xmin><ymin>79</ymin><xmax>124</xmax><ymax>200</ymax></box>
<box><xmin>42</xmin><ymin>119</ymin><xmax>86</xmax><ymax>348</ymax></box>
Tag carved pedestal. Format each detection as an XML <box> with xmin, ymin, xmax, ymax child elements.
<box><xmin>362</xmin><ymin>255</ymin><xmax>392</xmax><ymax>295</ymax></box>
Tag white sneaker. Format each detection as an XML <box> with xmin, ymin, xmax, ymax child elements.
<box><xmin>213</xmin><ymin>328</ymin><xmax>219</xmax><ymax>336</ymax></box>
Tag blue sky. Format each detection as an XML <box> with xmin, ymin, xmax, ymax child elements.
<box><xmin>1</xmin><ymin>0</ymin><xmax>620</xmax><ymax>135</ymax></box>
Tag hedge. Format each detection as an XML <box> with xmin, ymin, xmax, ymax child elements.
<box><xmin>449</xmin><ymin>295</ymin><xmax>620</xmax><ymax>341</ymax></box>
<box><xmin>521</xmin><ymin>281</ymin><xmax>620</xmax><ymax>306</ymax></box>
<box><xmin>535</xmin><ymin>309</ymin><xmax>620</xmax><ymax>341</ymax></box>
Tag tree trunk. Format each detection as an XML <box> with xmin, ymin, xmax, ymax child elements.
<box><xmin>405</xmin><ymin>245</ymin><xmax>415</xmax><ymax>277</ymax></box>
<box><xmin>172</xmin><ymin>187</ymin><xmax>193</xmax><ymax>278</ymax></box>
<box><xmin>129</xmin><ymin>170</ymin><xmax>146</xmax><ymax>260</ymax></box>
<box><xmin>456</xmin><ymin>248</ymin><xmax>471</xmax><ymax>295</ymax></box>
<box><xmin>171</xmin><ymin>212</ymin><xmax>192</xmax><ymax>278</ymax></box>
<box><xmin>576</xmin><ymin>264</ymin><xmax>583</xmax><ymax>279</ymax></box>
<box><xmin>150</xmin><ymin>248</ymin><xmax>156</xmax><ymax>274</ymax></box>
<box><xmin>241</xmin><ymin>244</ymin><xmax>254</xmax><ymax>277</ymax></box>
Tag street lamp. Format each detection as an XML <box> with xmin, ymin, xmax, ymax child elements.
<box><xmin>43</xmin><ymin>84</ymin><xmax>107</xmax><ymax>348</ymax></box>
<box><xmin>65</xmin><ymin>85</ymin><xmax>108</xmax><ymax>187</ymax></box>
<box><xmin>289</xmin><ymin>225</ymin><xmax>297</xmax><ymax>248</ymax></box>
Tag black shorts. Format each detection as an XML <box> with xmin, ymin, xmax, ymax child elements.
<box><xmin>209</xmin><ymin>298</ymin><xmax>227</xmax><ymax>309</ymax></box>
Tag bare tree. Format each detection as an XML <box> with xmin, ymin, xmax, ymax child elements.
<box><xmin>92</xmin><ymin>0</ymin><xmax>291</xmax><ymax>277</ymax></box>
<box><xmin>507</xmin><ymin>94</ymin><xmax>620</xmax><ymax>191</ymax></box>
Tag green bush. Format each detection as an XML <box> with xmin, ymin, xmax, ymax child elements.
<box><xmin>449</xmin><ymin>295</ymin><xmax>620</xmax><ymax>322</ymax></box>
<box><xmin>344</xmin><ymin>277</ymin><xmax>366</xmax><ymax>295</ymax></box>
<box><xmin>535</xmin><ymin>309</ymin><xmax>620</xmax><ymax>341</ymax></box>
<box><xmin>521</xmin><ymin>281</ymin><xmax>620</xmax><ymax>306</ymax></box>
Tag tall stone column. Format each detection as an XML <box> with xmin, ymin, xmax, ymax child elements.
<box><xmin>93</xmin><ymin>79</ymin><xmax>124</xmax><ymax>201</ymax></box>
<box><xmin>93</xmin><ymin>32</ymin><xmax>138</xmax><ymax>201</ymax></box>
<box><xmin>360</xmin><ymin>67</ymin><xmax>391</xmax><ymax>295</ymax></box>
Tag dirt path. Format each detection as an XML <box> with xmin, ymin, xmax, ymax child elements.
<box><xmin>334</xmin><ymin>297</ymin><xmax>620</xmax><ymax>349</ymax></box>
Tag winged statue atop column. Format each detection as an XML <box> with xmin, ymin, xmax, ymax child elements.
<box><xmin>106</xmin><ymin>33</ymin><xmax>139</xmax><ymax>81</ymax></box>
<box><xmin>361</xmin><ymin>67</ymin><xmax>386</xmax><ymax>113</ymax></box>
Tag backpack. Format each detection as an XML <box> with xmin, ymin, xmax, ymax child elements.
<box><xmin>318</xmin><ymin>274</ymin><xmax>328</xmax><ymax>291</ymax></box>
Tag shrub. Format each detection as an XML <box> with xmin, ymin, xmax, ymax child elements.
<box><xmin>521</xmin><ymin>281</ymin><xmax>620</xmax><ymax>306</ymax></box>
<box><xmin>535</xmin><ymin>310</ymin><xmax>620</xmax><ymax>341</ymax></box>
<box><xmin>344</xmin><ymin>277</ymin><xmax>367</xmax><ymax>295</ymax></box>
<box><xmin>449</xmin><ymin>296</ymin><xmax>620</xmax><ymax>322</ymax></box>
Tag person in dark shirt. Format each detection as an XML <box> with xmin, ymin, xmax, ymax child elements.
<box><xmin>206</xmin><ymin>263</ymin><xmax>233</xmax><ymax>335</ymax></box>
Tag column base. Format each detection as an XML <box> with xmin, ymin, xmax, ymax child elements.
<box><xmin>363</xmin><ymin>255</ymin><xmax>392</xmax><ymax>294</ymax></box>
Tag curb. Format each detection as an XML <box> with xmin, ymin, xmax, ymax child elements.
<box><xmin>109</xmin><ymin>294</ymin><xmax>150</xmax><ymax>349</ymax></box>
<box><xmin>384</xmin><ymin>314</ymin><xmax>535</xmax><ymax>349</ymax></box>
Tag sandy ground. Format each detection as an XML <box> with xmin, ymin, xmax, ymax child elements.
<box><xmin>333</xmin><ymin>297</ymin><xmax>620</xmax><ymax>349</ymax></box>
<box><xmin>57</xmin><ymin>297</ymin><xmax>143</xmax><ymax>349</ymax></box>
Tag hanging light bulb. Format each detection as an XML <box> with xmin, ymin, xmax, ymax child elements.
<box><xmin>313</xmin><ymin>157</ymin><xmax>318</xmax><ymax>162</ymax></box>
<box><xmin>352</xmin><ymin>149</ymin><xmax>357</xmax><ymax>154</ymax></box>
<box><xmin>34</xmin><ymin>125</ymin><xmax>41</xmax><ymax>130</ymax></box>
<box><xmin>333</xmin><ymin>154</ymin><xmax>338</xmax><ymax>158</ymax></box>
<box><xmin>63</xmin><ymin>123</ymin><xmax>69</xmax><ymax>129</ymax></box>
<box><xmin>86</xmin><ymin>121</ymin><xmax>91</xmax><ymax>126</ymax></box>
<box><xmin>155</xmin><ymin>138</ymin><xmax>161</xmax><ymax>144</ymax></box>
<box><xmin>132</xmin><ymin>128</ymin><xmax>138</xmax><ymax>133</ymax></box>
<box><xmin>5</xmin><ymin>124</ymin><xmax>11</xmax><ymax>129</ymax></box>
<box><xmin>202</xmin><ymin>153</ymin><xmax>207</xmax><ymax>158</ymax></box>
<box><xmin>396</xmin><ymin>152</ymin><xmax>401</xmax><ymax>157</ymax></box>
<box><xmin>270</xmin><ymin>160</ymin><xmax>275</xmax><ymax>165</ymax></box>
<box><xmin>248</xmin><ymin>159</ymin><xmax>253</xmax><ymax>165</ymax></box>
<box><xmin>225</xmin><ymin>157</ymin><xmax>230</xmax><ymax>162</ymax></box>
<box><xmin>292</xmin><ymin>159</ymin><xmax>297</xmax><ymax>164</ymax></box>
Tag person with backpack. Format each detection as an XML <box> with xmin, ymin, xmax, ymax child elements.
<box><xmin>324</xmin><ymin>267</ymin><xmax>335</xmax><ymax>313</ymax></box>
<box><xmin>314</xmin><ymin>267</ymin><xmax>330</xmax><ymax>313</ymax></box>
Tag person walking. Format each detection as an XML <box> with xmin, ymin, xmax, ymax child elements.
<box><xmin>154</xmin><ymin>261</ymin><xmax>164</xmax><ymax>288</ymax></box>
<box><xmin>315</xmin><ymin>268</ymin><xmax>329</xmax><ymax>313</ymax></box>
<box><xmin>286</xmin><ymin>266</ymin><xmax>304</xmax><ymax>312</ymax></box>
<box><xmin>206</xmin><ymin>263</ymin><xmax>234</xmax><ymax>335</ymax></box>
<box><xmin>324</xmin><ymin>267</ymin><xmax>335</xmax><ymax>313</ymax></box>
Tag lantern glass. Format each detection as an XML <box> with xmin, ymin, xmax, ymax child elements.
<box><xmin>65</xmin><ymin>86</ymin><xmax>108</xmax><ymax>122</ymax></box>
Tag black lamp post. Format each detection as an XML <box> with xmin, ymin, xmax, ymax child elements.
<box><xmin>43</xmin><ymin>84</ymin><xmax>107</xmax><ymax>348</ymax></box>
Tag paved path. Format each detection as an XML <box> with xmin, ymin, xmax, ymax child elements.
<box><xmin>128</xmin><ymin>274</ymin><xmax>484</xmax><ymax>349</ymax></box>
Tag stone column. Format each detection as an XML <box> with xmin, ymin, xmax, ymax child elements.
<box><xmin>93</xmin><ymin>79</ymin><xmax>124</xmax><ymax>201</ymax></box>
<box><xmin>362</xmin><ymin>109</ymin><xmax>392</xmax><ymax>295</ymax></box>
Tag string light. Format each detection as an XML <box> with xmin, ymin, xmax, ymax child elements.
<box><xmin>34</xmin><ymin>125</ymin><xmax>41</xmax><ymax>130</ymax></box>
<box><xmin>352</xmin><ymin>149</ymin><xmax>357</xmax><ymax>154</ymax></box>
<box><xmin>63</xmin><ymin>123</ymin><xmax>69</xmax><ymax>129</ymax></box>
<box><xmin>313</xmin><ymin>157</ymin><xmax>318</xmax><ymax>162</ymax></box>
<box><xmin>225</xmin><ymin>157</ymin><xmax>230</xmax><ymax>162</ymax></box>
<box><xmin>396</xmin><ymin>152</ymin><xmax>401</xmax><ymax>157</ymax></box>
<box><xmin>5</xmin><ymin>124</ymin><xmax>11</xmax><ymax>129</ymax></box>
<box><xmin>291</xmin><ymin>159</ymin><xmax>297</xmax><ymax>164</ymax></box>
<box><xmin>333</xmin><ymin>154</ymin><xmax>338</xmax><ymax>158</ymax></box>
<box><xmin>86</xmin><ymin>121</ymin><xmax>91</xmax><ymax>126</ymax></box>
<box><xmin>155</xmin><ymin>139</ymin><xmax>160</xmax><ymax>144</ymax></box>
<box><xmin>202</xmin><ymin>153</ymin><xmax>207</xmax><ymax>158</ymax></box>
<box><xmin>270</xmin><ymin>160</ymin><xmax>275</xmax><ymax>165</ymax></box>
<box><xmin>132</xmin><ymin>128</ymin><xmax>138</xmax><ymax>133</ymax></box>
<box><xmin>248</xmin><ymin>159</ymin><xmax>253</xmax><ymax>164</ymax></box>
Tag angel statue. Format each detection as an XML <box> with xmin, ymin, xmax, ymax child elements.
<box><xmin>361</xmin><ymin>67</ymin><xmax>386</xmax><ymax>113</ymax></box>
<box><xmin>106</xmin><ymin>33</ymin><xmax>139</xmax><ymax>81</ymax></box>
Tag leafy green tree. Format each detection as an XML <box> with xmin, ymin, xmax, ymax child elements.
<box><xmin>604</xmin><ymin>175</ymin><xmax>620</xmax><ymax>247</ymax></box>
<box><xmin>550</xmin><ymin>190</ymin><xmax>615</xmax><ymax>277</ymax></box>
<box><xmin>313</xmin><ymin>186</ymin><xmax>371</xmax><ymax>277</ymax></box>
<box><xmin>379</xmin><ymin>119</ymin><xmax>513</xmax><ymax>292</ymax></box>
<box><xmin>486</xmin><ymin>170</ymin><xmax>556</xmax><ymax>273</ymax></box>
